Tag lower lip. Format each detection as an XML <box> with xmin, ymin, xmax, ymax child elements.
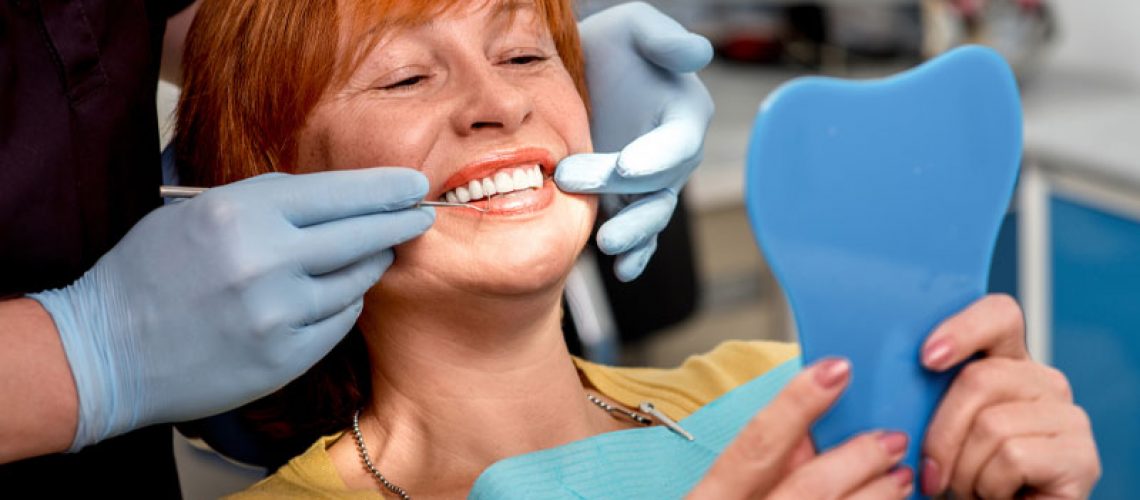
<box><xmin>455</xmin><ymin>178</ymin><xmax>556</xmax><ymax>216</ymax></box>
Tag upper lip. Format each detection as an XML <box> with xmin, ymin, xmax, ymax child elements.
<box><xmin>437</xmin><ymin>147</ymin><xmax>556</xmax><ymax>197</ymax></box>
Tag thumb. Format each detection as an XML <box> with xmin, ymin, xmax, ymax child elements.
<box><xmin>625</xmin><ymin>4</ymin><xmax>713</xmax><ymax>73</ymax></box>
<box><xmin>788</xmin><ymin>435</ymin><xmax>818</xmax><ymax>470</ymax></box>
<box><xmin>689</xmin><ymin>358</ymin><xmax>850</xmax><ymax>499</ymax></box>
<box><xmin>636</xmin><ymin>32</ymin><xmax>713</xmax><ymax>74</ymax></box>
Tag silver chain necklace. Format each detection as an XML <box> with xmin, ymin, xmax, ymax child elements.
<box><xmin>352</xmin><ymin>394</ymin><xmax>692</xmax><ymax>498</ymax></box>
<box><xmin>585</xmin><ymin>393</ymin><xmax>652</xmax><ymax>424</ymax></box>
<box><xmin>352</xmin><ymin>410</ymin><xmax>411</xmax><ymax>500</ymax></box>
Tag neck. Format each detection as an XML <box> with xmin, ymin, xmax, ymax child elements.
<box><xmin>334</xmin><ymin>284</ymin><xmax>624</xmax><ymax>495</ymax></box>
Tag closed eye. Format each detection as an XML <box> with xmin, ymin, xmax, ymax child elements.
<box><xmin>505</xmin><ymin>55</ymin><xmax>548</xmax><ymax>65</ymax></box>
<box><xmin>381</xmin><ymin>75</ymin><xmax>428</xmax><ymax>90</ymax></box>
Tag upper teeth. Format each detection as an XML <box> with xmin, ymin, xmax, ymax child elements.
<box><xmin>442</xmin><ymin>165</ymin><xmax>545</xmax><ymax>203</ymax></box>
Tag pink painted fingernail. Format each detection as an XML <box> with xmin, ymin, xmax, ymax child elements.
<box><xmin>814</xmin><ymin>359</ymin><xmax>851</xmax><ymax>389</ymax></box>
<box><xmin>921</xmin><ymin>457</ymin><xmax>943</xmax><ymax>495</ymax></box>
<box><xmin>878</xmin><ymin>432</ymin><xmax>908</xmax><ymax>458</ymax></box>
<box><xmin>923</xmin><ymin>339</ymin><xmax>953</xmax><ymax>368</ymax></box>
<box><xmin>891</xmin><ymin>466</ymin><xmax>915</xmax><ymax>492</ymax></box>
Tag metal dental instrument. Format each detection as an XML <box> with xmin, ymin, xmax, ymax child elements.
<box><xmin>639</xmin><ymin>401</ymin><xmax>695</xmax><ymax>441</ymax></box>
<box><xmin>417</xmin><ymin>201</ymin><xmax>488</xmax><ymax>212</ymax></box>
<box><xmin>159</xmin><ymin>185</ymin><xmax>488</xmax><ymax>212</ymax></box>
<box><xmin>159</xmin><ymin>185</ymin><xmax>209</xmax><ymax>199</ymax></box>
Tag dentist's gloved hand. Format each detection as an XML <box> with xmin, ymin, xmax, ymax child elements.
<box><xmin>556</xmin><ymin>2</ymin><xmax>715</xmax><ymax>282</ymax></box>
<box><xmin>30</xmin><ymin>168</ymin><xmax>433</xmax><ymax>452</ymax></box>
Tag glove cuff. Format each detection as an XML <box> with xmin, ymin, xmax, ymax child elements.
<box><xmin>28</xmin><ymin>266</ymin><xmax>134</xmax><ymax>452</ymax></box>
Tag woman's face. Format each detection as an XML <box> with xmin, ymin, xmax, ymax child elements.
<box><xmin>296</xmin><ymin>1</ymin><xmax>595</xmax><ymax>300</ymax></box>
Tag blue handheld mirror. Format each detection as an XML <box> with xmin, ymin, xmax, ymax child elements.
<box><xmin>745</xmin><ymin>46</ymin><xmax>1022</xmax><ymax>495</ymax></box>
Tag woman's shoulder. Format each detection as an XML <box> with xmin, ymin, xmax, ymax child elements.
<box><xmin>225</xmin><ymin>432</ymin><xmax>376</xmax><ymax>499</ymax></box>
<box><xmin>574</xmin><ymin>340</ymin><xmax>800</xmax><ymax>421</ymax></box>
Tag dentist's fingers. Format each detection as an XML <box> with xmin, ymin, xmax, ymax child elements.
<box><xmin>297</xmin><ymin>207</ymin><xmax>434</xmax><ymax>276</ymax></box>
<box><xmin>922</xmin><ymin>294</ymin><xmax>1028</xmax><ymax>371</ymax></box>
<box><xmin>555</xmin><ymin>153</ymin><xmax>685</xmax><ymax>194</ymax></box>
<box><xmin>296</xmin><ymin>251</ymin><xmax>394</xmax><ymax>328</ymax></box>
<box><xmin>596</xmin><ymin>190</ymin><xmax>678</xmax><ymax>255</ymax></box>
<box><xmin>555</xmin><ymin>90</ymin><xmax>711</xmax><ymax>187</ymax></box>
<box><xmin>688</xmin><ymin>358</ymin><xmax>850</xmax><ymax>498</ymax></box>
<box><xmin>636</xmin><ymin>32</ymin><xmax>713</xmax><ymax>73</ymax></box>
<box><xmin>555</xmin><ymin>153</ymin><xmax>621</xmax><ymax>192</ymax></box>
<box><xmin>242</xmin><ymin>168</ymin><xmax>429</xmax><ymax>227</ymax></box>
<box><xmin>284</xmin><ymin>297</ymin><xmax>366</xmax><ymax>374</ymax></box>
<box><xmin>624</xmin><ymin>2</ymin><xmax>714</xmax><ymax>73</ymax></box>
<box><xmin>615</xmin><ymin>93</ymin><xmax>712</xmax><ymax>178</ymax></box>
<box><xmin>611</xmin><ymin>237</ymin><xmax>657</xmax><ymax>283</ymax></box>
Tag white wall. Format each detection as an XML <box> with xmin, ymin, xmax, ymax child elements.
<box><xmin>1048</xmin><ymin>0</ymin><xmax>1140</xmax><ymax>85</ymax></box>
<box><xmin>157</xmin><ymin>80</ymin><xmax>180</xmax><ymax>150</ymax></box>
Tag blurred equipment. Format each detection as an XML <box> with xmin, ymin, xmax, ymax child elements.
<box><xmin>564</xmin><ymin>192</ymin><xmax>701</xmax><ymax>363</ymax></box>
<box><xmin>923</xmin><ymin>0</ymin><xmax>1056</xmax><ymax>83</ymax></box>
<box><xmin>700</xmin><ymin>4</ymin><xmax>923</xmax><ymax>69</ymax></box>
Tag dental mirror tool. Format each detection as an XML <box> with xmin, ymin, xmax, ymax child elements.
<box><xmin>159</xmin><ymin>185</ymin><xmax>488</xmax><ymax>212</ymax></box>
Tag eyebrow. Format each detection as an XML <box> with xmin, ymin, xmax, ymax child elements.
<box><xmin>492</xmin><ymin>0</ymin><xmax>536</xmax><ymax>19</ymax></box>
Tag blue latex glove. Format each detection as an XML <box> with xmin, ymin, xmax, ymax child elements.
<box><xmin>30</xmin><ymin>168</ymin><xmax>434</xmax><ymax>451</ymax></box>
<box><xmin>556</xmin><ymin>2</ymin><xmax>715</xmax><ymax>282</ymax></box>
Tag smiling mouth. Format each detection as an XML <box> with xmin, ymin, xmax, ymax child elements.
<box><xmin>439</xmin><ymin>164</ymin><xmax>547</xmax><ymax>204</ymax></box>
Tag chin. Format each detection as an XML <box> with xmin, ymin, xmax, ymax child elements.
<box><xmin>473</xmin><ymin>244</ymin><xmax>580</xmax><ymax>296</ymax></box>
<box><xmin>381</xmin><ymin>195</ymin><xmax>596</xmax><ymax>301</ymax></box>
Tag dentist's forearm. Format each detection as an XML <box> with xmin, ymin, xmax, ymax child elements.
<box><xmin>0</xmin><ymin>298</ymin><xmax>78</xmax><ymax>464</ymax></box>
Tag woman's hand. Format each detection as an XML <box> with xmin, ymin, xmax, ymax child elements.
<box><xmin>689</xmin><ymin>359</ymin><xmax>914</xmax><ymax>500</ymax></box>
<box><xmin>920</xmin><ymin>294</ymin><xmax>1101</xmax><ymax>498</ymax></box>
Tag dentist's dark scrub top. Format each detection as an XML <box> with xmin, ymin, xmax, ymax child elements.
<box><xmin>1</xmin><ymin>0</ymin><xmax>194</xmax><ymax>495</ymax></box>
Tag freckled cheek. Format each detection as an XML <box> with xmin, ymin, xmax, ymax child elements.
<box><xmin>534</xmin><ymin>89</ymin><xmax>591</xmax><ymax>153</ymax></box>
<box><xmin>327</xmin><ymin>112</ymin><xmax>441</xmax><ymax>171</ymax></box>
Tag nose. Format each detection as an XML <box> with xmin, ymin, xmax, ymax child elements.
<box><xmin>451</xmin><ymin>66</ymin><xmax>533</xmax><ymax>136</ymax></box>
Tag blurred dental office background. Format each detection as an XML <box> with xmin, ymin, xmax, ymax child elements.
<box><xmin>163</xmin><ymin>1</ymin><xmax>1139</xmax><ymax>498</ymax></box>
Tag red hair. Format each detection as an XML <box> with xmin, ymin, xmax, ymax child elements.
<box><xmin>175</xmin><ymin>0</ymin><xmax>586</xmax><ymax>187</ymax></box>
<box><xmin>174</xmin><ymin>0</ymin><xmax>586</xmax><ymax>468</ymax></box>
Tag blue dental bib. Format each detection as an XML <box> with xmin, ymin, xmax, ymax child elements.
<box><xmin>746</xmin><ymin>45</ymin><xmax>1022</xmax><ymax>496</ymax></box>
<box><xmin>470</xmin><ymin>359</ymin><xmax>802</xmax><ymax>499</ymax></box>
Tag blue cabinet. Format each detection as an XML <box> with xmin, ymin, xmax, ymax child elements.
<box><xmin>1050</xmin><ymin>195</ymin><xmax>1140</xmax><ymax>500</ymax></box>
